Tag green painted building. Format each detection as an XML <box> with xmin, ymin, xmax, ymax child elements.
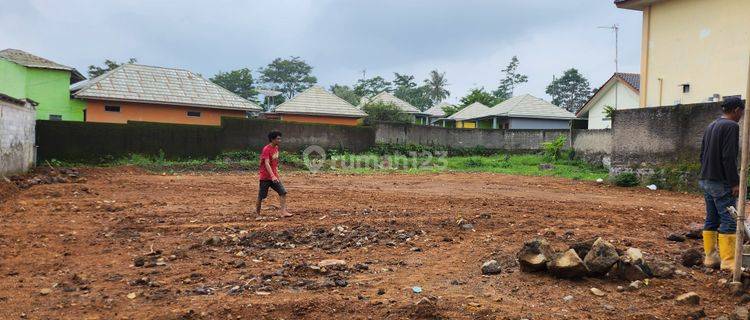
<box><xmin>0</xmin><ymin>49</ymin><xmax>86</xmax><ymax>121</ymax></box>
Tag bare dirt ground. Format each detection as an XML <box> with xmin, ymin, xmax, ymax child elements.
<box><xmin>0</xmin><ymin>167</ymin><xmax>740</xmax><ymax>319</ymax></box>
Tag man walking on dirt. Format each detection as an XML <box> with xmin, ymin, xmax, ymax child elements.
<box><xmin>256</xmin><ymin>131</ymin><xmax>291</xmax><ymax>217</ymax></box>
<box><xmin>699</xmin><ymin>96</ymin><xmax>744</xmax><ymax>271</ymax></box>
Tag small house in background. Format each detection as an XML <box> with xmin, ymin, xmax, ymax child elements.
<box><xmin>577</xmin><ymin>73</ymin><xmax>640</xmax><ymax>129</ymax></box>
<box><xmin>473</xmin><ymin>94</ymin><xmax>575</xmax><ymax>129</ymax></box>
<box><xmin>71</xmin><ymin>64</ymin><xmax>262</xmax><ymax>126</ymax></box>
<box><xmin>424</xmin><ymin>101</ymin><xmax>451</xmax><ymax>125</ymax></box>
<box><xmin>0</xmin><ymin>48</ymin><xmax>86</xmax><ymax>121</ymax></box>
<box><xmin>439</xmin><ymin>102</ymin><xmax>491</xmax><ymax>128</ymax></box>
<box><xmin>360</xmin><ymin>91</ymin><xmax>429</xmax><ymax>125</ymax></box>
<box><xmin>272</xmin><ymin>86</ymin><xmax>366</xmax><ymax>126</ymax></box>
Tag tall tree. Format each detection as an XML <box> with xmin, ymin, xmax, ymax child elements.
<box><xmin>493</xmin><ymin>56</ymin><xmax>528</xmax><ymax>102</ymax></box>
<box><xmin>88</xmin><ymin>58</ymin><xmax>137</xmax><ymax>78</ymax></box>
<box><xmin>424</xmin><ymin>70</ymin><xmax>450</xmax><ymax>102</ymax></box>
<box><xmin>330</xmin><ymin>84</ymin><xmax>360</xmax><ymax>106</ymax></box>
<box><xmin>545</xmin><ymin>68</ymin><xmax>592</xmax><ymax>112</ymax></box>
<box><xmin>393</xmin><ymin>72</ymin><xmax>431</xmax><ymax>111</ymax></box>
<box><xmin>259</xmin><ymin>56</ymin><xmax>317</xmax><ymax>99</ymax></box>
<box><xmin>353</xmin><ymin>76</ymin><xmax>392</xmax><ymax>98</ymax></box>
<box><xmin>393</xmin><ymin>73</ymin><xmax>417</xmax><ymax>89</ymax></box>
<box><xmin>209</xmin><ymin>68</ymin><xmax>258</xmax><ymax>101</ymax></box>
<box><xmin>459</xmin><ymin>87</ymin><xmax>497</xmax><ymax>107</ymax></box>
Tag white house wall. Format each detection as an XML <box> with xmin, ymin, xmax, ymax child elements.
<box><xmin>587</xmin><ymin>81</ymin><xmax>640</xmax><ymax>129</ymax></box>
<box><xmin>0</xmin><ymin>100</ymin><xmax>36</xmax><ymax>176</ymax></box>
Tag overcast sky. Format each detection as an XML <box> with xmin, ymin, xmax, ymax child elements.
<box><xmin>1</xmin><ymin>0</ymin><xmax>642</xmax><ymax>104</ymax></box>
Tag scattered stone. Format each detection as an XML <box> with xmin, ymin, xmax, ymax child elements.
<box><xmin>231</xmin><ymin>260</ymin><xmax>246</xmax><ymax>268</ymax></box>
<box><xmin>570</xmin><ymin>237</ymin><xmax>598</xmax><ymax>259</ymax></box>
<box><xmin>127</xmin><ymin>292</ymin><xmax>137</xmax><ymax>299</ymax></box>
<box><xmin>686</xmin><ymin>309</ymin><xmax>706</xmax><ymax>320</ymax></box>
<box><xmin>377</xmin><ymin>288</ymin><xmax>385</xmax><ymax>295</ymax></box>
<box><xmin>460</xmin><ymin>223</ymin><xmax>474</xmax><ymax>230</ymax></box>
<box><xmin>481</xmin><ymin>260</ymin><xmax>502</xmax><ymax>275</ymax></box>
<box><xmin>517</xmin><ymin>238</ymin><xmax>555</xmax><ymax>272</ymax></box>
<box><xmin>334</xmin><ymin>279</ymin><xmax>348</xmax><ymax>287</ymax></box>
<box><xmin>628</xmin><ymin>280</ymin><xmax>644</xmax><ymax>291</ymax></box>
<box><xmin>616</xmin><ymin>286</ymin><xmax>625</xmax><ymax>292</ymax></box>
<box><xmin>193</xmin><ymin>286</ymin><xmax>211</xmax><ymax>295</ymax></box>
<box><xmin>676</xmin><ymin>292</ymin><xmax>700</xmax><ymax>305</ymax></box>
<box><xmin>228</xmin><ymin>286</ymin><xmax>242</xmax><ymax>295</ymax></box>
<box><xmin>667</xmin><ymin>233</ymin><xmax>687</xmax><ymax>242</ymax></box>
<box><xmin>685</xmin><ymin>223</ymin><xmax>703</xmax><ymax>239</ymax></box>
<box><xmin>39</xmin><ymin>288</ymin><xmax>52</xmax><ymax>295</ymax></box>
<box><xmin>547</xmin><ymin>249</ymin><xmax>588</xmax><ymax>279</ymax></box>
<box><xmin>732</xmin><ymin>306</ymin><xmax>749</xmax><ymax>320</ymax></box>
<box><xmin>681</xmin><ymin>248</ymin><xmax>703</xmax><ymax>268</ymax></box>
<box><xmin>318</xmin><ymin>259</ymin><xmax>347</xmax><ymax>269</ymax></box>
<box><xmin>646</xmin><ymin>259</ymin><xmax>676</xmax><ymax>278</ymax></box>
<box><xmin>675</xmin><ymin>269</ymin><xmax>688</xmax><ymax>276</ymax></box>
<box><xmin>563</xmin><ymin>295</ymin><xmax>574</xmax><ymax>303</ymax></box>
<box><xmin>584</xmin><ymin>238</ymin><xmax>619</xmax><ymax>276</ymax></box>
<box><xmin>539</xmin><ymin>163</ymin><xmax>555</xmax><ymax>171</ymax></box>
<box><xmin>603</xmin><ymin>304</ymin><xmax>615</xmax><ymax>312</ymax></box>
<box><xmin>590</xmin><ymin>288</ymin><xmax>606</xmax><ymax>297</ymax></box>
<box><xmin>740</xmin><ymin>294</ymin><xmax>750</xmax><ymax>304</ymax></box>
<box><xmin>412</xmin><ymin>297</ymin><xmax>439</xmax><ymax>319</ymax></box>
<box><xmin>203</xmin><ymin>236</ymin><xmax>222</xmax><ymax>246</ymax></box>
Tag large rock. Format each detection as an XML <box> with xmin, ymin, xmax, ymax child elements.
<box><xmin>681</xmin><ymin>248</ymin><xmax>703</xmax><ymax>267</ymax></box>
<box><xmin>481</xmin><ymin>260</ymin><xmax>502</xmax><ymax>275</ymax></box>
<box><xmin>731</xmin><ymin>306</ymin><xmax>749</xmax><ymax>320</ymax></box>
<box><xmin>609</xmin><ymin>248</ymin><xmax>648</xmax><ymax>281</ymax></box>
<box><xmin>645</xmin><ymin>259</ymin><xmax>676</xmax><ymax>278</ymax></box>
<box><xmin>583</xmin><ymin>238</ymin><xmax>619</xmax><ymax>276</ymax></box>
<box><xmin>676</xmin><ymin>292</ymin><xmax>700</xmax><ymax>306</ymax></box>
<box><xmin>570</xmin><ymin>237</ymin><xmax>598</xmax><ymax>260</ymax></box>
<box><xmin>685</xmin><ymin>223</ymin><xmax>703</xmax><ymax>239</ymax></box>
<box><xmin>517</xmin><ymin>238</ymin><xmax>555</xmax><ymax>272</ymax></box>
<box><xmin>547</xmin><ymin>249</ymin><xmax>588</xmax><ymax>279</ymax></box>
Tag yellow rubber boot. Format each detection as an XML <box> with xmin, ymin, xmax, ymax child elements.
<box><xmin>703</xmin><ymin>231</ymin><xmax>720</xmax><ymax>268</ymax></box>
<box><xmin>718</xmin><ymin>233</ymin><xmax>737</xmax><ymax>272</ymax></box>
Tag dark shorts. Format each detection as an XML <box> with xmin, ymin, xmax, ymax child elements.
<box><xmin>258</xmin><ymin>180</ymin><xmax>287</xmax><ymax>200</ymax></box>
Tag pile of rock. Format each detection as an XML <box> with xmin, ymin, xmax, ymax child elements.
<box><xmin>515</xmin><ymin>237</ymin><xmax>675</xmax><ymax>280</ymax></box>
<box><xmin>10</xmin><ymin>167</ymin><xmax>85</xmax><ymax>189</ymax></box>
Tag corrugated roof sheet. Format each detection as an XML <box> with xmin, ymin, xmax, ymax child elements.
<box><xmin>447</xmin><ymin>102</ymin><xmax>491</xmax><ymax>120</ymax></box>
<box><xmin>424</xmin><ymin>102</ymin><xmax>451</xmax><ymax>117</ymax></box>
<box><xmin>72</xmin><ymin>64</ymin><xmax>262</xmax><ymax>111</ymax></box>
<box><xmin>480</xmin><ymin>94</ymin><xmax>575</xmax><ymax>120</ymax></box>
<box><xmin>273</xmin><ymin>86</ymin><xmax>367</xmax><ymax>118</ymax></box>
<box><xmin>0</xmin><ymin>48</ymin><xmax>85</xmax><ymax>83</ymax></box>
<box><xmin>361</xmin><ymin>91</ymin><xmax>421</xmax><ymax>114</ymax></box>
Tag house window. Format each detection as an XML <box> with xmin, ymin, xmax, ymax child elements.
<box><xmin>49</xmin><ymin>115</ymin><xmax>62</xmax><ymax>121</ymax></box>
<box><xmin>105</xmin><ymin>105</ymin><xmax>121</xmax><ymax>112</ymax></box>
<box><xmin>681</xmin><ymin>84</ymin><xmax>690</xmax><ymax>93</ymax></box>
<box><xmin>187</xmin><ymin>111</ymin><xmax>201</xmax><ymax>117</ymax></box>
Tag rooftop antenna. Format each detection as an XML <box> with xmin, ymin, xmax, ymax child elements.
<box><xmin>599</xmin><ymin>24</ymin><xmax>620</xmax><ymax>112</ymax></box>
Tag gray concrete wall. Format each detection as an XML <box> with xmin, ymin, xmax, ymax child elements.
<box><xmin>510</xmin><ymin>117</ymin><xmax>571</xmax><ymax>130</ymax></box>
<box><xmin>0</xmin><ymin>100</ymin><xmax>36</xmax><ymax>177</ymax></box>
<box><xmin>375</xmin><ymin>122</ymin><xmax>569</xmax><ymax>151</ymax></box>
<box><xmin>571</xmin><ymin>129</ymin><xmax>612</xmax><ymax>167</ymax></box>
<box><xmin>610</xmin><ymin>102</ymin><xmax>722</xmax><ymax>167</ymax></box>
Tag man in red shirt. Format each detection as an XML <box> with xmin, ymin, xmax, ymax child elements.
<box><xmin>256</xmin><ymin>131</ymin><xmax>291</xmax><ymax>217</ymax></box>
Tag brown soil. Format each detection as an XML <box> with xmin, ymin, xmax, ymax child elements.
<box><xmin>0</xmin><ymin>168</ymin><xmax>738</xmax><ymax>319</ymax></box>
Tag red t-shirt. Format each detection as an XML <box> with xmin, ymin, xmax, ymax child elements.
<box><xmin>259</xmin><ymin>144</ymin><xmax>279</xmax><ymax>180</ymax></box>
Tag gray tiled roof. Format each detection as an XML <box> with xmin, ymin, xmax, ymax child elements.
<box><xmin>616</xmin><ymin>72</ymin><xmax>640</xmax><ymax>91</ymax></box>
<box><xmin>0</xmin><ymin>48</ymin><xmax>85</xmax><ymax>83</ymax></box>
<box><xmin>273</xmin><ymin>86</ymin><xmax>367</xmax><ymax>118</ymax></box>
<box><xmin>479</xmin><ymin>94</ymin><xmax>575</xmax><ymax>120</ymax></box>
<box><xmin>447</xmin><ymin>102</ymin><xmax>491</xmax><ymax>120</ymax></box>
<box><xmin>361</xmin><ymin>91</ymin><xmax>421</xmax><ymax>114</ymax></box>
<box><xmin>424</xmin><ymin>102</ymin><xmax>452</xmax><ymax>117</ymax></box>
<box><xmin>72</xmin><ymin>64</ymin><xmax>262</xmax><ymax>111</ymax></box>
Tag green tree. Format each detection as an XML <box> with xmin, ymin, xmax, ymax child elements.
<box><xmin>546</xmin><ymin>68</ymin><xmax>592</xmax><ymax>112</ymax></box>
<box><xmin>209</xmin><ymin>68</ymin><xmax>258</xmax><ymax>101</ymax></box>
<box><xmin>459</xmin><ymin>87</ymin><xmax>497</xmax><ymax>107</ymax></box>
<box><xmin>330</xmin><ymin>84</ymin><xmax>360</xmax><ymax>106</ymax></box>
<box><xmin>493</xmin><ymin>56</ymin><xmax>528</xmax><ymax>102</ymax></box>
<box><xmin>259</xmin><ymin>56</ymin><xmax>318</xmax><ymax>99</ymax></box>
<box><xmin>354</xmin><ymin>76</ymin><xmax>392</xmax><ymax>98</ymax></box>
<box><xmin>361</xmin><ymin>102</ymin><xmax>413</xmax><ymax>125</ymax></box>
<box><xmin>88</xmin><ymin>58</ymin><xmax>137</xmax><ymax>78</ymax></box>
<box><xmin>393</xmin><ymin>73</ymin><xmax>417</xmax><ymax>89</ymax></box>
<box><xmin>424</xmin><ymin>70</ymin><xmax>450</xmax><ymax>102</ymax></box>
<box><xmin>393</xmin><ymin>72</ymin><xmax>431</xmax><ymax>111</ymax></box>
<box><xmin>442</xmin><ymin>104</ymin><xmax>465</xmax><ymax>117</ymax></box>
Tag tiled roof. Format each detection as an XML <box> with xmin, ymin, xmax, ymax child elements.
<box><xmin>72</xmin><ymin>64</ymin><xmax>262</xmax><ymax>111</ymax></box>
<box><xmin>273</xmin><ymin>86</ymin><xmax>367</xmax><ymax>118</ymax></box>
<box><xmin>0</xmin><ymin>48</ymin><xmax>85</xmax><ymax>83</ymax></box>
<box><xmin>424</xmin><ymin>102</ymin><xmax>452</xmax><ymax>117</ymax></box>
<box><xmin>361</xmin><ymin>91</ymin><xmax>421</xmax><ymax>114</ymax></box>
<box><xmin>448</xmin><ymin>102</ymin><xmax>491</xmax><ymax>121</ymax></box>
<box><xmin>616</xmin><ymin>72</ymin><xmax>640</xmax><ymax>91</ymax></box>
<box><xmin>480</xmin><ymin>94</ymin><xmax>575</xmax><ymax>120</ymax></box>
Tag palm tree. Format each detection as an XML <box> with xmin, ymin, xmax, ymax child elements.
<box><xmin>424</xmin><ymin>70</ymin><xmax>450</xmax><ymax>103</ymax></box>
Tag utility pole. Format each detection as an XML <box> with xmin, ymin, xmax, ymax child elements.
<box><xmin>599</xmin><ymin>24</ymin><xmax>620</xmax><ymax>109</ymax></box>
